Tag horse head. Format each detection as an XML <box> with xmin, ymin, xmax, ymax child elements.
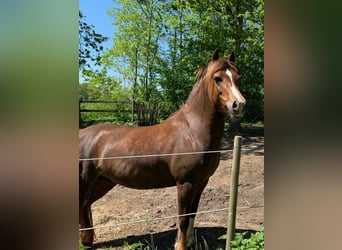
<box><xmin>207</xmin><ymin>49</ymin><xmax>246</xmax><ymax>119</ymax></box>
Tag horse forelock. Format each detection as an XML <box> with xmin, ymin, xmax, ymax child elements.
<box><xmin>210</xmin><ymin>59</ymin><xmax>231</xmax><ymax>76</ymax></box>
<box><xmin>205</xmin><ymin>59</ymin><xmax>232</xmax><ymax>106</ymax></box>
<box><xmin>195</xmin><ymin>59</ymin><xmax>231</xmax><ymax>81</ymax></box>
<box><xmin>185</xmin><ymin>59</ymin><xmax>235</xmax><ymax>107</ymax></box>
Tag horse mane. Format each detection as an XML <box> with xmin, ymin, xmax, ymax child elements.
<box><xmin>167</xmin><ymin>58</ymin><xmax>233</xmax><ymax>120</ymax></box>
<box><xmin>195</xmin><ymin>66</ymin><xmax>207</xmax><ymax>81</ymax></box>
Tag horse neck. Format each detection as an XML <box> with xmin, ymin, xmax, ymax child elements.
<box><xmin>181</xmin><ymin>78</ymin><xmax>226</xmax><ymax>148</ymax></box>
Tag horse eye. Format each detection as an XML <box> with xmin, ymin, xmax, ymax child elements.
<box><xmin>213</xmin><ymin>76</ymin><xmax>222</xmax><ymax>84</ymax></box>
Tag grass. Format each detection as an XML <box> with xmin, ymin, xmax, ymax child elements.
<box><xmin>79</xmin><ymin>244</ymin><xmax>92</xmax><ymax>250</ymax></box>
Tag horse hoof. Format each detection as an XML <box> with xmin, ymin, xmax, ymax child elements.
<box><xmin>80</xmin><ymin>234</ymin><xmax>94</xmax><ymax>248</ymax></box>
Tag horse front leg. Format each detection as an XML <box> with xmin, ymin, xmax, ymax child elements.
<box><xmin>185</xmin><ymin>179</ymin><xmax>209</xmax><ymax>248</ymax></box>
<box><xmin>175</xmin><ymin>182</ymin><xmax>194</xmax><ymax>250</ymax></box>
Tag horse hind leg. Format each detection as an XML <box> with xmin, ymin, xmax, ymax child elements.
<box><xmin>79</xmin><ymin>175</ymin><xmax>116</xmax><ymax>246</ymax></box>
<box><xmin>79</xmin><ymin>204</ymin><xmax>94</xmax><ymax>246</ymax></box>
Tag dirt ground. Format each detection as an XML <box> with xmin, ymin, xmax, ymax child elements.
<box><xmin>87</xmin><ymin>125</ymin><xmax>264</xmax><ymax>250</ymax></box>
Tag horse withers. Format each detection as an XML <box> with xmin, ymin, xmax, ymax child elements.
<box><xmin>79</xmin><ymin>49</ymin><xmax>246</xmax><ymax>250</ymax></box>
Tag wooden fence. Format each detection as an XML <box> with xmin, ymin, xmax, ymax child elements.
<box><xmin>79</xmin><ymin>100</ymin><xmax>133</xmax><ymax>113</ymax></box>
<box><xmin>79</xmin><ymin>100</ymin><xmax>163</xmax><ymax>127</ymax></box>
<box><xmin>79</xmin><ymin>100</ymin><xmax>133</xmax><ymax>126</ymax></box>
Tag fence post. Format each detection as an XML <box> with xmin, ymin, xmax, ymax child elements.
<box><xmin>226</xmin><ymin>136</ymin><xmax>242</xmax><ymax>250</ymax></box>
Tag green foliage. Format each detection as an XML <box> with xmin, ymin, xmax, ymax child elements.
<box><xmin>79</xmin><ymin>243</ymin><xmax>92</xmax><ymax>250</ymax></box>
<box><xmin>218</xmin><ymin>228</ymin><xmax>264</xmax><ymax>250</ymax></box>
<box><xmin>85</xmin><ymin>229</ymin><xmax>264</xmax><ymax>250</ymax></box>
<box><xmin>230</xmin><ymin>231</ymin><xmax>264</xmax><ymax>250</ymax></box>
<box><xmin>123</xmin><ymin>239</ymin><xmax>161</xmax><ymax>250</ymax></box>
<box><xmin>80</xmin><ymin>0</ymin><xmax>264</xmax><ymax>126</ymax></box>
<box><xmin>123</xmin><ymin>241</ymin><xmax>145</xmax><ymax>250</ymax></box>
<box><xmin>79</xmin><ymin>11</ymin><xmax>108</xmax><ymax>70</ymax></box>
<box><xmin>79</xmin><ymin>68</ymin><xmax>134</xmax><ymax>127</ymax></box>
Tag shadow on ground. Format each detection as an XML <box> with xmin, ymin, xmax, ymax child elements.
<box><xmin>92</xmin><ymin>227</ymin><xmax>257</xmax><ymax>249</ymax></box>
<box><xmin>219</xmin><ymin>124</ymin><xmax>264</xmax><ymax>161</ymax></box>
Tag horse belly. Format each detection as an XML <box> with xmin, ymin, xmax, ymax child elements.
<box><xmin>102</xmin><ymin>161</ymin><xmax>176</xmax><ymax>190</ymax></box>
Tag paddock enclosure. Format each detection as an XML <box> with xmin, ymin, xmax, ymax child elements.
<box><xmin>90</xmin><ymin>127</ymin><xmax>264</xmax><ymax>249</ymax></box>
<box><xmin>79</xmin><ymin>51</ymin><xmax>262</xmax><ymax>249</ymax></box>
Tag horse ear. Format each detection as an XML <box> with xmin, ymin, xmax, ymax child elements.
<box><xmin>229</xmin><ymin>52</ymin><xmax>235</xmax><ymax>64</ymax></box>
<box><xmin>212</xmin><ymin>49</ymin><xmax>219</xmax><ymax>61</ymax></box>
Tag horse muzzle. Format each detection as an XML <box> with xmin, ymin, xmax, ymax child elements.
<box><xmin>228</xmin><ymin>99</ymin><xmax>246</xmax><ymax>118</ymax></box>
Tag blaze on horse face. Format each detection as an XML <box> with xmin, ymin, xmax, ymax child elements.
<box><xmin>211</xmin><ymin>50</ymin><xmax>246</xmax><ymax>118</ymax></box>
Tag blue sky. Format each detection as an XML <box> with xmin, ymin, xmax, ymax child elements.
<box><xmin>79</xmin><ymin>0</ymin><xmax>115</xmax><ymax>50</ymax></box>
<box><xmin>79</xmin><ymin>0</ymin><xmax>118</xmax><ymax>82</ymax></box>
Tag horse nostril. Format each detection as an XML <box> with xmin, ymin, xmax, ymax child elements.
<box><xmin>232</xmin><ymin>100</ymin><xmax>245</xmax><ymax>114</ymax></box>
<box><xmin>232</xmin><ymin>100</ymin><xmax>239</xmax><ymax>111</ymax></box>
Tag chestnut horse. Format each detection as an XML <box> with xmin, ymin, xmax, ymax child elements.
<box><xmin>79</xmin><ymin>50</ymin><xmax>246</xmax><ymax>250</ymax></box>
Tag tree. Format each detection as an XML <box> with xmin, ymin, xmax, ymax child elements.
<box><xmin>79</xmin><ymin>11</ymin><xmax>109</xmax><ymax>70</ymax></box>
<box><xmin>105</xmin><ymin>0</ymin><xmax>165</xmax><ymax>125</ymax></box>
<box><xmin>79</xmin><ymin>68</ymin><xmax>133</xmax><ymax>127</ymax></box>
<box><xmin>92</xmin><ymin>0</ymin><xmax>264</xmax><ymax>126</ymax></box>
